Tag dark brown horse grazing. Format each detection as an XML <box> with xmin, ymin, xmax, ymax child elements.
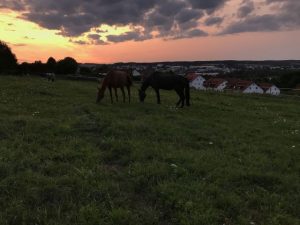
<box><xmin>97</xmin><ymin>70</ymin><xmax>132</xmax><ymax>103</ymax></box>
<box><xmin>139</xmin><ymin>71</ymin><xmax>190</xmax><ymax>108</ymax></box>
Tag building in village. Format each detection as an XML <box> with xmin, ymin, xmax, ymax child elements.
<box><xmin>226</xmin><ymin>79</ymin><xmax>264</xmax><ymax>94</ymax></box>
<box><xmin>204</xmin><ymin>78</ymin><xmax>228</xmax><ymax>91</ymax></box>
<box><xmin>132</xmin><ymin>69</ymin><xmax>141</xmax><ymax>77</ymax></box>
<box><xmin>186</xmin><ymin>73</ymin><xmax>206</xmax><ymax>90</ymax></box>
<box><xmin>258</xmin><ymin>83</ymin><xmax>281</xmax><ymax>96</ymax></box>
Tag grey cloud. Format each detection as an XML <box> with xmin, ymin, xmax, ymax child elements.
<box><xmin>237</xmin><ymin>0</ymin><xmax>255</xmax><ymax>18</ymax></box>
<box><xmin>0</xmin><ymin>0</ymin><xmax>25</xmax><ymax>10</ymax></box>
<box><xmin>87</xmin><ymin>34</ymin><xmax>101</xmax><ymax>40</ymax></box>
<box><xmin>204</xmin><ymin>17</ymin><xmax>223</xmax><ymax>26</ymax></box>
<box><xmin>107</xmin><ymin>30</ymin><xmax>152</xmax><ymax>43</ymax></box>
<box><xmin>188</xmin><ymin>0</ymin><xmax>228</xmax><ymax>11</ymax></box>
<box><xmin>0</xmin><ymin>0</ymin><xmax>227</xmax><ymax>43</ymax></box>
<box><xmin>87</xmin><ymin>33</ymin><xmax>107</xmax><ymax>45</ymax></box>
<box><xmin>172</xmin><ymin>29</ymin><xmax>208</xmax><ymax>39</ymax></box>
<box><xmin>221</xmin><ymin>0</ymin><xmax>300</xmax><ymax>34</ymax></box>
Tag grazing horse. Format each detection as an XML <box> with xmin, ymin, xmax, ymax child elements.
<box><xmin>45</xmin><ymin>73</ymin><xmax>55</xmax><ymax>82</ymax></box>
<box><xmin>97</xmin><ymin>70</ymin><xmax>132</xmax><ymax>103</ymax></box>
<box><xmin>138</xmin><ymin>71</ymin><xmax>190</xmax><ymax>107</ymax></box>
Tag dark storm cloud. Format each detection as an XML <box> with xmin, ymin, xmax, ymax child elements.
<box><xmin>5</xmin><ymin>0</ymin><xmax>298</xmax><ymax>42</ymax></box>
<box><xmin>188</xmin><ymin>0</ymin><xmax>228</xmax><ymax>12</ymax></box>
<box><xmin>221</xmin><ymin>0</ymin><xmax>300</xmax><ymax>34</ymax></box>
<box><xmin>0</xmin><ymin>0</ymin><xmax>227</xmax><ymax>43</ymax></box>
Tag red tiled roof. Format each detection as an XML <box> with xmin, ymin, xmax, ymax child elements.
<box><xmin>204</xmin><ymin>78</ymin><xmax>227</xmax><ymax>88</ymax></box>
<box><xmin>226</xmin><ymin>79</ymin><xmax>254</xmax><ymax>91</ymax></box>
<box><xmin>258</xmin><ymin>83</ymin><xmax>274</xmax><ymax>91</ymax></box>
<box><xmin>186</xmin><ymin>73</ymin><xmax>200</xmax><ymax>81</ymax></box>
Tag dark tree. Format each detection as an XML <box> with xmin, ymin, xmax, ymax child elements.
<box><xmin>279</xmin><ymin>71</ymin><xmax>300</xmax><ymax>88</ymax></box>
<box><xmin>56</xmin><ymin>57</ymin><xmax>78</xmax><ymax>75</ymax></box>
<box><xmin>18</xmin><ymin>62</ymin><xmax>30</xmax><ymax>75</ymax></box>
<box><xmin>46</xmin><ymin>57</ymin><xmax>57</xmax><ymax>73</ymax></box>
<box><xmin>31</xmin><ymin>60</ymin><xmax>46</xmax><ymax>74</ymax></box>
<box><xmin>0</xmin><ymin>40</ymin><xmax>17</xmax><ymax>73</ymax></box>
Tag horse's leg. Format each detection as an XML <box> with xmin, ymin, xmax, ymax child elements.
<box><xmin>155</xmin><ymin>89</ymin><xmax>161</xmax><ymax>104</ymax></box>
<box><xmin>176</xmin><ymin>89</ymin><xmax>185</xmax><ymax>108</ymax></box>
<box><xmin>114</xmin><ymin>88</ymin><xmax>118</xmax><ymax>102</ymax></box>
<box><xmin>127</xmin><ymin>86</ymin><xmax>131</xmax><ymax>103</ymax></box>
<box><xmin>175</xmin><ymin>89</ymin><xmax>182</xmax><ymax>107</ymax></box>
<box><xmin>180</xmin><ymin>89</ymin><xmax>185</xmax><ymax>108</ymax></box>
<box><xmin>109</xmin><ymin>87</ymin><xmax>113</xmax><ymax>103</ymax></box>
<box><xmin>121</xmin><ymin>87</ymin><xmax>125</xmax><ymax>103</ymax></box>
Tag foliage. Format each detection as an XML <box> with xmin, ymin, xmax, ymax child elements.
<box><xmin>46</xmin><ymin>57</ymin><xmax>57</xmax><ymax>73</ymax></box>
<box><xmin>0</xmin><ymin>76</ymin><xmax>299</xmax><ymax>225</ymax></box>
<box><xmin>0</xmin><ymin>41</ymin><xmax>17</xmax><ymax>73</ymax></box>
<box><xmin>56</xmin><ymin>57</ymin><xmax>78</xmax><ymax>75</ymax></box>
<box><xmin>278</xmin><ymin>71</ymin><xmax>300</xmax><ymax>88</ymax></box>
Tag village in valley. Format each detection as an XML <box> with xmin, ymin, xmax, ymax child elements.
<box><xmin>78</xmin><ymin>61</ymin><xmax>300</xmax><ymax>96</ymax></box>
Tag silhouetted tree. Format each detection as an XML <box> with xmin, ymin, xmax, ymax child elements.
<box><xmin>0</xmin><ymin>41</ymin><xmax>17</xmax><ymax>73</ymax></box>
<box><xmin>18</xmin><ymin>62</ymin><xmax>30</xmax><ymax>75</ymax></box>
<box><xmin>56</xmin><ymin>57</ymin><xmax>78</xmax><ymax>75</ymax></box>
<box><xmin>46</xmin><ymin>57</ymin><xmax>56</xmax><ymax>73</ymax></box>
<box><xmin>31</xmin><ymin>60</ymin><xmax>46</xmax><ymax>74</ymax></box>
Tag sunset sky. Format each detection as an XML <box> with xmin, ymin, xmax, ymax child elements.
<box><xmin>1</xmin><ymin>0</ymin><xmax>300</xmax><ymax>63</ymax></box>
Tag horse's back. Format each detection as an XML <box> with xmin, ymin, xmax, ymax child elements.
<box><xmin>106</xmin><ymin>70</ymin><xmax>132</xmax><ymax>87</ymax></box>
<box><xmin>150</xmin><ymin>72</ymin><xmax>187</xmax><ymax>89</ymax></box>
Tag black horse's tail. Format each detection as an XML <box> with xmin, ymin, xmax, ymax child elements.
<box><xmin>185</xmin><ymin>79</ymin><xmax>190</xmax><ymax>106</ymax></box>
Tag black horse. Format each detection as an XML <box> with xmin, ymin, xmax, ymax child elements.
<box><xmin>139</xmin><ymin>71</ymin><xmax>190</xmax><ymax>107</ymax></box>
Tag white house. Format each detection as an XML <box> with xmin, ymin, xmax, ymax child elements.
<box><xmin>132</xmin><ymin>69</ymin><xmax>141</xmax><ymax>77</ymax></box>
<box><xmin>227</xmin><ymin>79</ymin><xmax>264</xmax><ymax>94</ymax></box>
<box><xmin>186</xmin><ymin>73</ymin><xmax>206</xmax><ymax>90</ymax></box>
<box><xmin>258</xmin><ymin>83</ymin><xmax>281</xmax><ymax>96</ymax></box>
<box><xmin>204</xmin><ymin>78</ymin><xmax>228</xmax><ymax>91</ymax></box>
<box><xmin>243</xmin><ymin>83</ymin><xmax>264</xmax><ymax>94</ymax></box>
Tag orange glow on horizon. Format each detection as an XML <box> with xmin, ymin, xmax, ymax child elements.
<box><xmin>1</xmin><ymin>6</ymin><xmax>300</xmax><ymax>64</ymax></box>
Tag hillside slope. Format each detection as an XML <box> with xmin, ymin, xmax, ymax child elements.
<box><xmin>0</xmin><ymin>76</ymin><xmax>299</xmax><ymax>225</ymax></box>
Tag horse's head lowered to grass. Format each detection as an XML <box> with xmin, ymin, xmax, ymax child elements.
<box><xmin>96</xmin><ymin>86</ymin><xmax>105</xmax><ymax>103</ymax></box>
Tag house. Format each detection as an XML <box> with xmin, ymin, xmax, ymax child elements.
<box><xmin>186</xmin><ymin>73</ymin><xmax>206</xmax><ymax>90</ymax></box>
<box><xmin>258</xmin><ymin>83</ymin><xmax>281</xmax><ymax>96</ymax></box>
<box><xmin>227</xmin><ymin>79</ymin><xmax>264</xmax><ymax>94</ymax></box>
<box><xmin>132</xmin><ymin>69</ymin><xmax>141</xmax><ymax>77</ymax></box>
<box><xmin>204</xmin><ymin>78</ymin><xmax>228</xmax><ymax>91</ymax></box>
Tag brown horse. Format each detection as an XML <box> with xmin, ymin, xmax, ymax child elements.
<box><xmin>96</xmin><ymin>70</ymin><xmax>132</xmax><ymax>103</ymax></box>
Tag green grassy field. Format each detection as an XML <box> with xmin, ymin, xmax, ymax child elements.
<box><xmin>0</xmin><ymin>75</ymin><xmax>299</xmax><ymax>225</ymax></box>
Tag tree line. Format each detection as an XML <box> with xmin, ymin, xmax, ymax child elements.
<box><xmin>0</xmin><ymin>40</ymin><xmax>78</xmax><ymax>75</ymax></box>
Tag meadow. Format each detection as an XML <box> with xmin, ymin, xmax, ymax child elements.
<box><xmin>0</xmin><ymin>75</ymin><xmax>299</xmax><ymax>225</ymax></box>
